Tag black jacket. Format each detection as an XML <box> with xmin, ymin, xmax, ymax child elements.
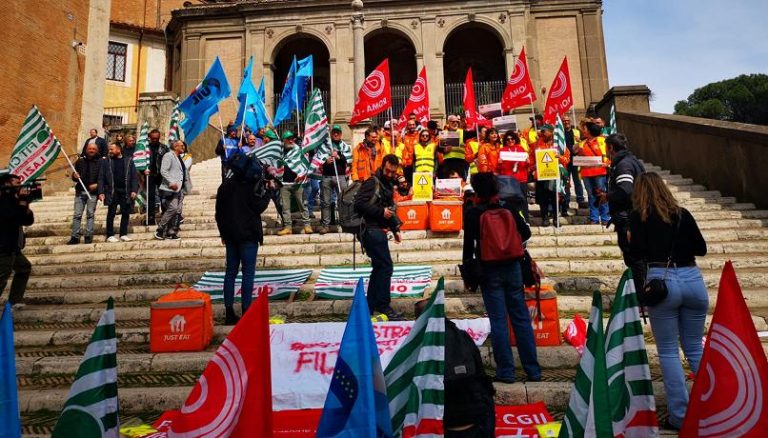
<box><xmin>81</xmin><ymin>136</ymin><xmax>108</xmax><ymax>157</ymax></box>
<box><xmin>98</xmin><ymin>156</ymin><xmax>139</xmax><ymax>205</ymax></box>
<box><xmin>0</xmin><ymin>194</ymin><xmax>34</xmax><ymax>254</ymax></box>
<box><xmin>215</xmin><ymin>178</ymin><xmax>270</xmax><ymax>244</ymax></box>
<box><xmin>73</xmin><ymin>155</ymin><xmax>102</xmax><ymax>195</ymax></box>
<box><xmin>607</xmin><ymin>150</ymin><xmax>645</xmax><ymax>225</ymax></box>
<box><xmin>322</xmin><ymin>141</ymin><xmax>348</xmax><ymax>177</ymax></box>
<box><xmin>149</xmin><ymin>141</ymin><xmax>167</xmax><ymax>179</ymax></box>
<box><xmin>629</xmin><ymin>208</ymin><xmax>707</xmax><ymax>265</ymax></box>
<box><xmin>462</xmin><ymin>201</ymin><xmax>531</xmax><ymax>262</ymax></box>
<box><xmin>354</xmin><ymin>170</ymin><xmax>399</xmax><ymax>231</ymax></box>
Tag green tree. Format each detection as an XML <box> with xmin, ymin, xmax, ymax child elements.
<box><xmin>674</xmin><ymin>74</ymin><xmax>768</xmax><ymax>125</ymax></box>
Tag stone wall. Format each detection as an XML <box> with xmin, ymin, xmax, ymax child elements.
<box><xmin>617</xmin><ymin>110</ymin><xmax>768</xmax><ymax>209</ymax></box>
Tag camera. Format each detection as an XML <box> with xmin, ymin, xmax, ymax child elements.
<box><xmin>0</xmin><ymin>178</ymin><xmax>44</xmax><ymax>203</ymax></box>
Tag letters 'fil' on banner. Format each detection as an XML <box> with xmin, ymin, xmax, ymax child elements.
<box><xmin>535</xmin><ymin>148</ymin><xmax>560</xmax><ymax>181</ymax></box>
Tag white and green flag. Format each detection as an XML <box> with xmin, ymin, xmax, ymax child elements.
<box><xmin>385</xmin><ymin>278</ymin><xmax>445</xmax><ymax>437</ymax></box>
<box><xmin>605</xmin><ymin>270</ymin><xmax>658</xmax><ymax>437</ymax></box>
<box><xmin>314</xmin><ymin>265</ymin><xmax>432</xmax><ymax>299</ymax></box>
<box><xmin>554</xmin><ymin>114</ymin><xmax>570</xmax><ymax>196</ymax></box>
<box><xmin>192</xmin><ymin>269</ymin><xmax>313</xmax><ymax>301</ymax></box>
<box><xmin>560</xmin><ymin>291</ymin><xmax>612</xmax><ymax>438</ymax></box>
<box><xmin>7</xmin><ymin>105</ymin><xmax>62</xmax><ymax>183</ymax></box>
<box><xmin>606</xmin><ymin>104</ymin><xmax>617</xmax><ymax>135</ymax></box>
<box><xmin>248</xmin><ymin>139</ymin><xmax>283</xmax><ymax>167</ymax></box>
<box><xmin>167</xmin><ymin>104</ymin><xmax>183</xmax><ymax>144</ymax></box>
<box><xmin>133</xmin><ymin>121</ymin><xmax>150</xmax><ymax>172</ymax></box>
<box><xmin>52</xmin><ymin>298</ymin><xmax>119</xmax><ymax>437</ymax></box>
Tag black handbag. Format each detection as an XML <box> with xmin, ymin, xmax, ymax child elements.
<box><xmin>640</xmin><ymin>216</ymin><xmax>681</xmax><ymax>307</ymax></box>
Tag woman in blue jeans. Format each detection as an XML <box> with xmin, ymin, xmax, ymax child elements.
<box><xmin>629</xmin><ymin>172</ymin><xmax>708</xmax><ymax>430</ymax></box>
<box><xmin>215</xmin><ymin>153</ymin><xmax>271</xmax><ymax>325</ymax></box>
<box><xmin>463</xmin><ymin>172</ymin><xmax>541</xmax><ymax>383</ymax></box>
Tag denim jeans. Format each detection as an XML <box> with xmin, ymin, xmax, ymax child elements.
<box><xmin>223</xmin><ymin>241</ymin><xmax>259</xmax><ymax>312</ymax></box>
<box><xmin>646</xmin><ymin>266</ymin><xmax>708</xmax><ymax>428</ymax></box>
<box><xmin>479</xmin><ymin>262</ymin><xmax>541</xmax><ymax>381</ymax></box>
<box><xmin>304</xmin><ymin>178</ymin><xmax>320</xmax><ymax>214</ymax></box>
<box><xmin>321</xmin><ymin>176</ymin><xmax>347</xmax><ymax>226</ymax></box>
<box><xmin>71</xmin><ymin>193</ymin><xmax>98</xmax><ymax>239</ymax></box>
<box><xmin>361</xmin><ymin>228</ymin><xmax>393</xmax><ymax>313</ymax></box>
<box><xmin>582</xmin><ymin>175</ymin><xmax>610</xmax><ymax>223</ymax></box>
<box><xmin>106</xmin><ymin>192</ymin><xmax>131</xmax><ymax>237</ymax></box>
<box><xmin>566</xmin><ymin>162</ymin><xmax>585</xmax><ymax>204</ymax></box>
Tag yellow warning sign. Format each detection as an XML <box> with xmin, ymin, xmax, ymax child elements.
<box><xmin>412</xmin><ymin>172</ymin><xmax>433</xmax><ymax>201</ymax></box>
<box><xmin>535</xmin><ymin>148</ymin><xmax>560</xmax><ymax>181</ymax></box>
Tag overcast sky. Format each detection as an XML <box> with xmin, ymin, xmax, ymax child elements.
<box><xmin>603</xmin><ymin>0</ymin><xmax>768</xmax><ymax>114</ymax></box>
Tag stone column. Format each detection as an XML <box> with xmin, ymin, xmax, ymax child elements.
<box><xmin>351</xmin><ymin>1</ymin><xmax>365</xmax><ymax>92</ymax></box>
<box><xmin>78</xmin><ymin>0</ymin><xmax>111</xmax><ymax>147</ymax></box>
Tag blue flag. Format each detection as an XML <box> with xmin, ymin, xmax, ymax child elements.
<box><xmin>297</xmin><ymin>55</ymin><xmax>314</xmax><ymax>78</ymax></box>
<box><xmin>274</xmin><ymin>56</ymin><xmax>310</xmax><ymax>126</ymax></box>
<box><xmin>257</xmin><ymin>76</ymin><xmax>266</xmax><ymax>103</ymax></box>
<box><xmin>316</xmin><ymin>279</ymin><xmax>393</xmax><ymax>438</ymax></box>
<box><xmin>179</xmin><ymin>56</ymin><xmax>231</xmax><ymax>144</ymax></box>
<box><xmin>0</xmin><ymin>303</ymin><xmax>21</xmax><ymax>437</ymax></box>
<box><xmin>235</xmin><ymin>57</ymin><xmax>271</xmax><ymax>132</ymax></box>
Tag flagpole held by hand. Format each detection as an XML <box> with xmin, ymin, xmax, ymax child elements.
<box><xmin>62</xmin><ymin>148</ymin><xmax>92</xmax><ymax>201</ymax></box>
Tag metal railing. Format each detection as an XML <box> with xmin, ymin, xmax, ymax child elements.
<box><xmin>444</xmin><ymin>80</ymin><xmax>506</xmax><ymax>117</ymax></box>
<box><xmin>272</xmin><ymin>89</ymin><xmax>331</xmax><ymax>134</ymax></box>
<box><xmin>102</xmin><ymin>106</ymin><xmax>138</xmax><ymax>128</ymax></box>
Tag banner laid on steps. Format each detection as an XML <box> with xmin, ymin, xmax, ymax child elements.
<box><xmin>314</xmin><ymin>265</ymin><xmax>432</xmax><ymax>299</ymax></box>
<box><xmin>193</xmin><ymin>269</ymin><xmax>312</xmax><ymax>301</ymax></box>
<box><xmin>270</xmin><ymin>319</ymin><xmax>490</xmax><ymax>410</ymax></box>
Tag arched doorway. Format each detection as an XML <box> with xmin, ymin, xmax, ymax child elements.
<box><xmin>443</xmin><ymin>23</ymin><xmax>506</xmax><ymax>113</ymax></box>
<box><xmin>365</xmin><ymin>29</ymin><xmax>417</xmax><ymax>124</ymax></box>
<box><xmin>272</xmin><ymin>34</ymin><xmax>331</xmax><ymax>124</ymax></box>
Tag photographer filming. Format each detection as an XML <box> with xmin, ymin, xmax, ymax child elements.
<box><xmin>0</xmin><ymin>173</ymin><xmax>34</xmax><ymax>309</ymax></box>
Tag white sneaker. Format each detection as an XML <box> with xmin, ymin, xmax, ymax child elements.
<box><xmin>106</xmin><ymin>236</ymin><xmax>119</xmax><ymax>243</ymax></box>
<box><xmin>120</xmin><ymin>235</ymin><xmax>132</xmax><ymax>242</ymax></box>
<box><xmin>11</xmin><ymin>303</ymin><xmax>26</xmax><ymax>310</ymax></box>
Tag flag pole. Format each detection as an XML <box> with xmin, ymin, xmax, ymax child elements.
<box><xmin>529</xmin><ymin>94</ymin><xmax>537</xmax><ymax>132</ymax></box>
<box><xmin>145</xmin><ymin>173</ymin><xmax>149</xmax><ymax>226</ymax></box>
<box><xmin>61</xmin><ymin>148</ymin><xmax>91</xmax><ymax>200</ymax></box>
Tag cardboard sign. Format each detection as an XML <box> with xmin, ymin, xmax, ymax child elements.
<box><xmin>435</xmin><ymin>178</ymin><xmax>463</xmax><ymax>198</ymax></box>
<box><xmin>479</xmin><ymin>102</ymin><xmax>503</xmax><ymax>119</ymax></box>
<box><xmin>572</xmin><ymin>155</ymin><xmax>603</xmax><ymax>168</ymax></box>
<box><xmin>493</xmin><ymin>115</ymin><xmax>518</xmax><ymax>135</ymax></box>
<box><xmin>438</xmin><ymin>130</ymin><xmax>460</xmax><ymax>148</ymax></box>
<box><xmin>500</xmin><ymin>151</ymin><xmax>529</xmax><ymax>162</ymax></box>
<box><xmin>535</xmin><ymin>148</ymin><xmax>559</xmax><ymax>181</ymax></box>
<box><xmin>412</xmin><ymin>172</ymin><xmax>433</xmax><ymax>201</ymax></box>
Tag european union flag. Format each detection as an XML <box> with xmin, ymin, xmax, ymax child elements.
<box><xmin>272</xmin><ymin>56</ymin><xmax>307</xmax><ymax>126</ymax></box>
<box><xmin>179</xmin><ymin>56</ymin><xmax>231</xmax><ymax>144</ymax></box>
<box><xmin>0</xmin><ymin>303</ymin><xmax>21</xmax><ymax>437</ymax></box>
<box><xmin>316</xmin><ymin>279</ymin><xmax>393</xmax><ymax>438</ymax></box>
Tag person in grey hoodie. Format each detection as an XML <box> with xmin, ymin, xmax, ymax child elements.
<box><xmin>155</xmin><ymin>140</ymin><xmax>190</xmax><ymax>240</ymax></box>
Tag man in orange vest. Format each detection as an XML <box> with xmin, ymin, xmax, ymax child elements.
<box><xmin>574</xmin><ymin>122</ymin><xmax>610</xmax><ymax>224</ymax></box>
<box><xmin>351</xmin><ymin>127</ymin><xmax>384</xmax><ymax>182</ymax></box>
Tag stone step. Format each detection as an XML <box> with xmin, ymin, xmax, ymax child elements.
<box><xmin>20</xmin><ymin>251</ymin><xmax>768</xmax><ymax>280</ymax></box>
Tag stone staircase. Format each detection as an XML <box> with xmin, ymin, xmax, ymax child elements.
<box><xmin>10</xmin><ymin>158</ymin><xmax>768</xmax><ymax>434</ymax></box>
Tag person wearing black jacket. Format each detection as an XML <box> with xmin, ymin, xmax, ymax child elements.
<box><xmin>81</xmin><ymin>128</ymin><xmax>108</xmax><ymax>157</ymax></box>
<box><xmin>215</xmin><ymin>160</ymin><xmax>271</xmax><ymax>325</ymax></box>
<box><xmin>145</xmin><ymin>129</ymin><xmax>167</xmax><ymax>225</ymax></box>
<box><xmin>0</xmin><ymin>173</ymin><xmax>34</xmax><ymax>307</ymax></box>
<box><xmin>68</xmin><ymin>143</ymin><xmax>102</xmax><ymax>244</ymax></box>
<box><xmin>319</xmin><ymin>125</ymin><xmax>349</xmax><ymax>234</ymax></box>
<box><xmin>98</xmin><ymin>143</ymin><xmax>139</xmax><ymax>242</ymax></box>
<box><xmin>354</xmin><ymin>154</ymin><xmax>404</xmax><ymax>320</ymax></box>
<box><xmin>598</xmin><ymin>133</ymin><xmax>646</xmax><ymax>291</ymax></box>
<box><xmin>463</xmin><ymin>172</ymin><xmax>541</xmax><ymax>384</ymax></box>
<box><xmin>628</xmin><ymin>172</ymin><xmax>707</xmax><ymax>431</ymax></box>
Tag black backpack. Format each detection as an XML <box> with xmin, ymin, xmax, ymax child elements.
<box><xmin>227</xmin><ymin>151</ymin><xmax>270</xmax><ymax>199</ymax></box>
<box><xmin>339</xmin><ymin>177</ymin><xmax>380</xmax><ymax>234</ymax></box>
<box><xmin>444</xmin><ymin>321</ymin><xmax>495</xmax><ymax>424</ymax></box>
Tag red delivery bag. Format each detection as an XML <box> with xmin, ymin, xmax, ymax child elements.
<box><xmin>150</xmin><ymin>286</ymin><xmax>213</xmax><ymax>353</ymax></box>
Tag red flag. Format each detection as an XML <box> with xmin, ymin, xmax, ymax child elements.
<box><xmin>501</xmin><ymin>47</ymin><xmax>536</xmax><ymax>112</ymax></box>
<box><xmin>542</xmin><ymin>56</ymin><xmax>574</xmax><ymax>124</ymax></box>
<box><xmin>563</xmin><ymin>313</ymin><xmax>587</xmax><ymax>355</ymax></box>
<box><xmin>463</xmin><ymin>68</ymin><xmax>479</xmax><ymax>128</ymax></box>
<box><xmin>349</xmin><ymin>59</ymin><xmax>392</xmax><ymax>126</ymax></box>
<box><xmin>154</xmin><ymin>291</ymin><xmax>273</xmax><ymax>438</ymax></box>
<box><xmin>680</xmin><ymin>261</ymin><xmax>768</xmax><ymax>437</ymax></box>
<box><xmin>398</xmin><ymin>66</ymin><xmax>430</xmax><ymax>129</ymax></box>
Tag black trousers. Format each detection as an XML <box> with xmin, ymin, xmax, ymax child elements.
<box><xmin>146</xmin><ymin>177</ymin><xmax>158</xmax><ymax>223</ymax></box>
<box><xmin>361</xmin><ymin>228</ymin><xmax>393</xmax><ymax>314</ymax></box>
<box><xmin>616</xmin><ymin>221</ymin><xmax>646</xmax><ymax>292</ymax></box>
<box><xmin>106</xmin><ymin>192</ymin><xmax>131</xmax><ymax>237</ymax></box>
<box><xmin>0</xmin><ymin>252</ymin><xmax>31</xmax><ymax>304</ymax></box>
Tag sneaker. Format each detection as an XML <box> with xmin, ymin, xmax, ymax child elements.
<box><xmin>560</xmin><ymin>210</ymin><xmax>569</xmax><ymax>218</ymax></box>
<box><xmin>578</xmin><ymin>201</ymin><xmax>589</xmax><ymax>209</ymax></box>
<box><xmin>277</xmin><ymin>227</ymin><xmax>292</xmax><ymax>236</ymax></box>
<box><xmin>380</xmin><ymin>307</ymin><xmax>405</xmax><ymax>321</ymax></box>
<box><xmin>179</xmin><ymin>215</ymin><xmax>185</xmax><ymax>225</ymax></box>
<box><xmin>303</xmin><ymin>225</ymin><xmax>313</xmax><ymax>234</ymax></box>
<box><xmin>11</xmin><ymin>303</ymin><xmax>26</xmax><ymax>311</ymax></box>
<box><xmin>84</xmin><ymin>236</ymin><xmax>93</xmax><ymax>244</ymax></box>
<box><xmin>106</xmin><ymin>236</ymin><xmax>119</xmax><ymax>243</ymax></box>
<box><xmin>154</xmin><ymin>230</ymin><xmax>165</xmax><ymax>240</ymax></box>
<box><xmin>318</xmin><ymin>226</ymin><xmax>329</xmax><ymax>235</ymax></box>
<box><xmin>67</xmin><ymin>237</ymin><xmax>79</xmax><ymax>245</ymax></box>
<box><xmin>166</xmin><ymin>234</ymin><xmax>180</xmax><ymax>240</ymax></box>
<box><xmin>119</xmin><ymin>235</ymin><xmax>132</xmax><ymax>242</ymax></box>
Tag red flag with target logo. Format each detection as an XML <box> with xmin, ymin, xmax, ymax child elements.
<box><xmin>680</xmin><ymin>261</ymin><xmax>768</xmax><ymax>437</ymax></box>
<box><xmin>542</xmin><ymin>56</ymin><xmax>573</xmax><ymax>124</ymax></box>
<box><xmin>349</xmin><ymin>59</ymin><xmax>392</xmax><ymax>126</ymax></box>
<box><xmin>153</xmin><ymin>290</ymin><xmax>273</xmax><ymax>437</ymax></box>
<box><xmin>398</xmin><ymin>66</ymin><xmax>430</xmax><ymax>129</ymax></box>
<box><xmin>501</xmin><ymin>47</ymin><xmax>536</xmax><ymax>112</ymax></box>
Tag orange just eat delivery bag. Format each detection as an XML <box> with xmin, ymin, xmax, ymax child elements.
<box><xmin>150</xmin><ymin>286</ymin><xmax>213</xmax><ymax>353</ymax></box>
